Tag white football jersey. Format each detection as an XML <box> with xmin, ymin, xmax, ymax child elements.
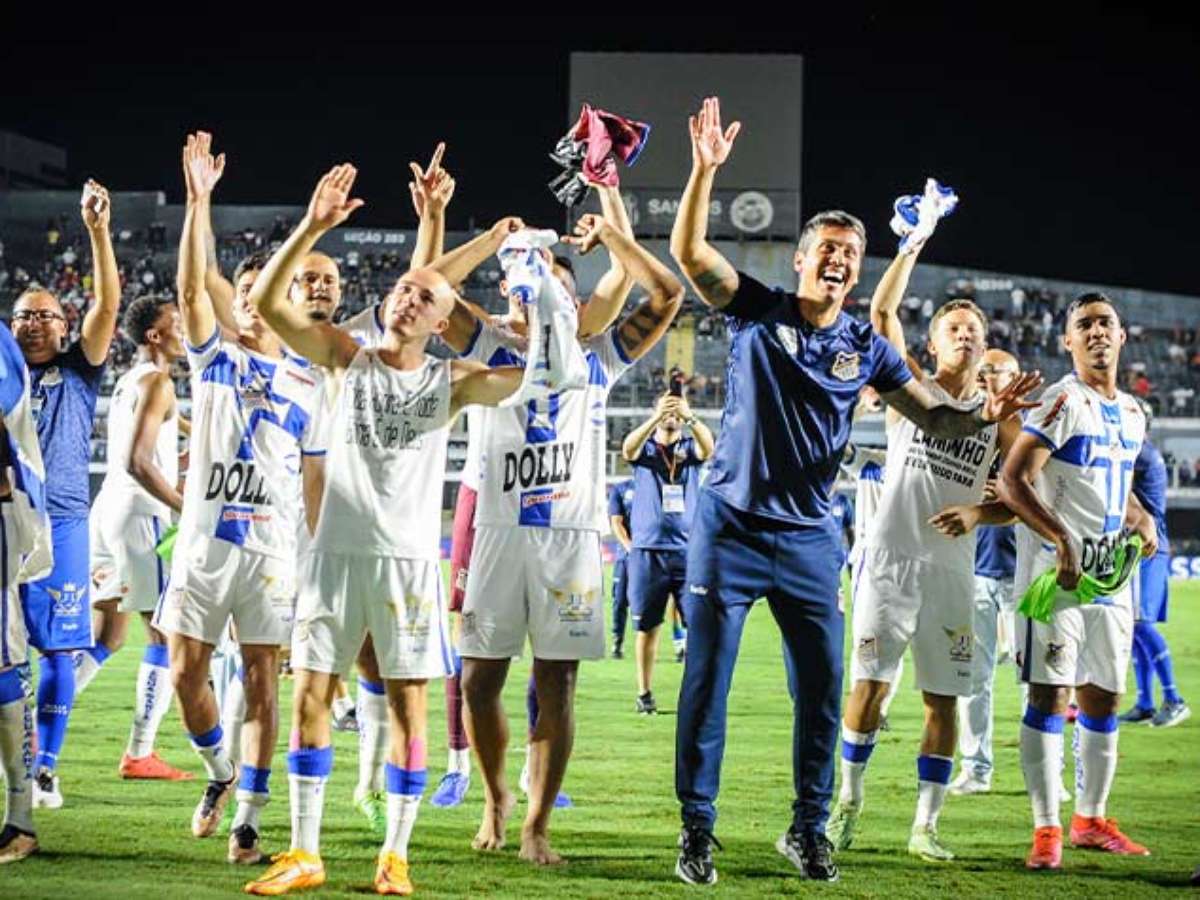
<box><xmin>339</xmin><ymin>304</ymin><xmax>385</xmax><ymax>349</ymax></box>
<box><xmin>1017</xmin><ymin>373</ymin><xmax>1146</xmax><ymax>579</ymax></box>
<box><xmin>311</xmin><ymin>350</ymin><xmax>452</xmax><ymax>560</ymax></box>
<box><xmin>463</xmin><ymin>321</ymin><xmax>631</xmax><ymax>531</ymax></box>
<box><xmin>840</xmin><ymin>443</ymin><xmax>886</xmax><ymax>566</ymax></box>
<box><xmin>865</xmin><ymin>375</ymin><xmax>998</xmax><ymax>570</ymax></box>
<box><xmin>98</xmin><ymin>361</ymin><xmax>179</xmax><ymax>519</ymax></box>
<box><xmin>179</xmin><ymin>329</ymin><xmax>326</xmax><ymax>559</ymax></box>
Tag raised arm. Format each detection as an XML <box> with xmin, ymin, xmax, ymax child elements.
<box><xmin>566</xmin><ymin>214</ymin><xmax>683</xmax><ymax>361</ymax></box>
<box><xmin>408</xmin><ymin>142</ymin><xmax>454</xmax><ymax>269</ymax></box>
<box><xmin>881</xmin><ymin>370</ymin><xmax>1042</xmax><ymax>439</ymax></box>
<box><xmin>249</xmin><ymin>165</ymin><xmax>363</xmax><ymax>369</ymax></box>
<box><xmin>870</xmin><ymin>250</ymin><xmax>920</xmax><ymax>364</ymax></box>
<box><xmin>448</xmin><ymin>362</ymin><xmax>524</xmax><ymax>415</ymax></box>
<box><xmin>669</xmin><ymin>97</ymin><xmax>742</xmax><ymax>309</ymax></box>
<box><xmin>682</xmin><ymin>394</ymin><xmax>715</xmax><ymax>461</ymax></box>
<box><xmin>578</xmin><ymin>183</ymin><xmax>636</xmax><ymax>338</ymax></box>
<box><xmin>198</xmin><ymin>193</ymin><xmax>237</xmax><ymax>334</ymax></box>
<box><xmin>79</xmin><ymin>181</ymin><xmax>121</xmax><ymax>365</ymax></box>
<box><xmin>428</xmin><ymin>217</ymin><xmax>525</xmax><ymax>353</ymax></box>
<box><xmin>177</xmin><ymin>134</ymin><xmax>221</xmax><ymax>346</ymax></box>
<box><xmin>622</xmin><ymin>395</ymin><xmax>672</xmax><ymax>461</ymax></box>
<box><xmin>127</xmin><ymin>371</ymin><xmax>184</xmax><ymax>514</ymax></box>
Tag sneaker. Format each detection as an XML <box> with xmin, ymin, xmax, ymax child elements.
<box><xmin>119</xmin><ymin>751</ymin><xmax>195</xmax><ymax>781</ymax></box>
<box><xmin>331</xmin><ymin>706</ymin><xmax>359</xmax><ymax>734</ymax></box>
<box><xmin>611</xmin><ymin>643</ymin><xmax>624</xmax><ymax>660</ymax></box>
<box><xmin>245</xmin><ymin>849</ymin><xmax>326</xmax><ymax>895</ymax></box>
<box><xmin>908</xmin><ymin>824</ymin><xmax>955</xmax><ymax>862</ymax></box>
<box><xmin>518</xmin><ymin>764</ymin><xmax>574</xmax><ymax>808</ymax></box>
<box><xmin>192</xmin><ymin>776</ymin><xmax>236</xmax><ymax>837</ymax></box>
<box><xmin>948</xmin><ymin>771</ymin><xmax>991</xmax><ymax>796</ymax></box>
<box><xmin>674</xmin><ymin>645</ymin><xmax>686</xmax><ymax>663</ymax></box>
<box><xmin>1118</xmin><ymin>704</ymin><xmax>1156</xmax><ymax>725</ymax></box>
<box><xmin>1026</xmin><ymin>825</ymin><xmax>1063</xmax><ymax>870</ymax></box>
<box><xmin>374</xmin><ymin>851</ymin><xmax>413</xmax><ymax>895</ymax></box>
<box><xmin>1069</xmin><ymin>815</ymin><xmax>1150</xmax><ymax>855</ymax></box>
<box><xmin>33</xmin><ymin>768</ymin><xmax>62</xmax><ymax>809</ymax></box>
<box><xmin>0</xmin><ymin>825</ymin><xmax>38</xmax><ymax>864</ymax></box>
<box><xmin>776</xmin><ymin>828</ymin><xmax>839</xmax><ymax>881</ymax></box>
<box><xmin>354</xmin><ymin>788</ymin><xmax>387</xmax><ymax>834</ymax></box>
<box><xmin>636</xmin><ymin>692</ymin><xmax>657</xmax><ymax>715</ymax></box>
<box><xmin>1151</xmin><ymin>699</ymin><xmax>1191</xmax><ymax>729</ymax></box>
<box><xmin>228</xmin><ymin>824</ymin><xmax>266</xmax><ymax>865</ymax></box>
<box><xmin>430</xmin><ymin>772</ymin><xmax>470</xmax><ymax>808</ymax></box>
<box><xmin>1191</xmin><ymin>861</ymin><xmax>1200</xmax><ymax>887</ymax></box>
<box><xmin>878</xmin><ymin>714</ymin><xmax>892</xmax><ymax>732</ymax></box>
<box><xmin>675</xmin><ymin>825</ymin><xmax>721</xmax><ymax>885</ymax></box>
<box><xmin>824</xmin><ymin>800</ymin><xmax>860</xmax><ymax>852</ymax></box>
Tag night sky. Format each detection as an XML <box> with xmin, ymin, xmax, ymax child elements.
<box><xmin>3</xmin><ymin>10</ymin><xmax>1197</xmax><ymax>294</ymax></box>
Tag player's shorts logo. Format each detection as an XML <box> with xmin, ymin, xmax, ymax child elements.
<box><xmin>857</xmin><ymin>636</ymin><xmax>878</xmax><ymax>662</ymax></box>
<box><xmin>454</xmin><ymin>569</ymin><xmax>468</xmax><ymax>591</ymax></box>
<box><xmin>1045</xmin><ymin>641</ymin><xmax>1066</xmax><ymax>672</ymax></box>
<box><xmin>551</xmin><ymin>587</ymin><xmax>597</xmax><ymax>624</ymax></box>
<box><xmin>47</xmin><ymin>582</ymin><xmax>84</xmax><ymax>617</ymax></box>
<box><xmin>830</xmin><ymin>352</ymin><xmax>861</xmax><ymax>382</ymax></box>
<box><xmin>461</xmin><ymin>611</ymin><xmax>477</xmax><ymax>636</ymax></box>
<box><xmin>943</xmin><ymin>626</ymin><xmax>973</xmax><ymax>663</ymax></box>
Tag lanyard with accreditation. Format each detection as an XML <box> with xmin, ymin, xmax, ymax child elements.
<box><xmin>657</xmin><ymin>441</ymin><xmax>687</xmax><ymax>515</ymax></box>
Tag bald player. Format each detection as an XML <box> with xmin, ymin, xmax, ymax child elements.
<box><xmin>244</xmin><ymin>165</ymin><xmax>544</xmax><ymax>896</ymax></box>
<box><xmin>12</xmin><ymin>180</ymin><xmax>122</xmax><ymax>808</ymax></box>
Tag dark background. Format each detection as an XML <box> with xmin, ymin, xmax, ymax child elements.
<box><xmin>3</xmin><ymin>10</ymin><xmax>1197</xmax><ymax>292</ymax></box>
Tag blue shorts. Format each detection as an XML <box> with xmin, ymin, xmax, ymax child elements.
<box><xmin>21</xmin><ymin>515</ymin><xmax>92</xmax><ymax>652</ymax></box>
<box><xmin>1132</xmin><ymin>552</ymin><xmax>1169</xmax><ymax>623</ymax></box>
<box><xmin>628</xmin><ymin>548</ymin><xmax>687</xmax><ymax>632</ymax></box>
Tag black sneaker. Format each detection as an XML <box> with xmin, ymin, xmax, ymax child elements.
<box><xmin>776</xmin><ymin>828</ymin><xmax>839</xmax><ymax>882</ymax></box>
<box><xmin>227</xmin><ymin>824</ymin><xmax>266</xmax><ymax>864</ymax></box>
<box><xmin>612</xmin><ymin>643</ymin><xmax>624</xmax><ymax>660</ymax></box>
<box><xmin>636</xmin><ymin>692</ymin><xmax>657</xmax><ymax>715</ymax></box>
<box><xmin>675</xmin><ymin>825</ymin><xmax>722</xmax><ymax>885</ymax></box>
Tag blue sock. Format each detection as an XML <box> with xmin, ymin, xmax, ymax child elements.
<box><xmin>36</xmin><ymin>653</ymin><xmax>76</xmax><ymax>772</ymax></box>
<box><xmin>87</xmin><ymin>643</ymin><xmax>112</xmax><ymax>666</ymax></box>
<box><xmin>672</xmin><ymin>622</ymin><xmax>686</xmax><ymax>643</ymax></box>
<box><xmin>1137</xmin><ymin>622</ymin><xmax>1182</xmax><ymax>704</ymax></box>
<box><xmin>385</xmin><ymin>761</ymin><xmax>428</xmax><ymax>797</ymax></box>
<box><xmin>526</xmin><ymin>675</ymin><xmax>539</xmax><ymax>736</ymax></box>
<box><xmin>1131</xmin><ymin>626</ymin><xmax>1155</xmax><ymax>709</ymax></box>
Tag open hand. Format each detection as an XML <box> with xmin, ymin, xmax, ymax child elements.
<box><xmin>982</xmin><ymin>370</ymin><xmax>1043</xmax><ymax>423</ymax></box>
<box><xmin>182</xmin><ymin>131</ymin><xmax>226</xmax><ymax>202</ymax></box>
<box><xmin>409</xmin><ymin>142</ymin><xmax>455</xmax><ymax>217</ymax></box>
<box><xmin>928</xmin><ymin>504</ymin><xmax>981</xmax><ymax>538</ymax></box>
<box><xmin>80</xmin><ymin>179</ymin><xmax>111</xmax><ymax>231</ymax></box>
<box><xmin>306</xmin><ymin>164</ymin><xmax>365</xmax><ymax>232</ymax></box>
<box><xmin>688</xmin><ymin>97</ymin><xmax>741</xmax><ymax>172</ymax></box>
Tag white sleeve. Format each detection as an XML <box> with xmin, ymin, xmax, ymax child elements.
<box><xmin>185</xmin><ymin>326</ymin><xmax>224</xmax><ymax>372</ymax></box>
<box><xmin>841</xmin><ymin>443</ymin><xmax>887</xmax><ymax>478</ymax></box>
<box><xmin>1021</xmin><ymin>381</ymin><xmax>1077</xmax><ymax>452</ymax></box>
<box><xmin>460</xmin><ymin>321</ymin><xmax>523</xmax><ymax>367</ymax></box>
<box><xmin>584</xmin><ymin>329</ymin><xmax>634</xmax><ymax>385</ymax></box>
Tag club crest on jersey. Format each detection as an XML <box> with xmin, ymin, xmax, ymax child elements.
<box><xmin>830</xmin><ymin>351</ymin><xmax>861</xmax><ymax>382</ymax></box>
<box><xmin>775</xmin><ymin>324</ymin><xmax>799</xmax><ymax>356</ymax></box>
<box><xmin>47</xmin><ymin>582</ymin><xmax>85</xmax><ymax>616</ymax></box>
<box><xmin>943</xmin><ymin>626</ymin><xmax>973</xmax><ymax>663</ymax></box>
<box><xmin>239</xmin><ymin>371</ymin><xmax>272</xmax><ymax>412</ymax></box>
<box><xmin>551</xmin><ymin>587</ymin><xmax>597</xmax><ymax>624</ymax></box>
<box><xmin>857</xmin><ymin>636</ymin><xmax>878</xmax><ymax>662</ymax></box>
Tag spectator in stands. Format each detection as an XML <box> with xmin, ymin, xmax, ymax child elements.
<box><xmin>902</xmin><ymin>293</ymin><xmax>922</xmax><ymax>323</ymax></box>
<box><xmin>1170</xmin><ymin>386</ymin><xmax>1195</xmax><ymax>414</ymax></box>
<box><xmin>1190</xmin><ymin>348</ymin><xmax>1200</xmax><ymax>374</ymax></box>
<box><xmin>920</xmin><ymin>297</ymin><xmax>934</xmax><ymax>323</ymax></box>
<box><xmin>1133</xmin><ymin>372</ymin><xmax>1153</xmax><ymax>400</ymax></box>
<box><xmin>1010</xmin><ymin>286</ymin><xmax>1025</xmax><ymax>318</ymax></box>
<box><xmin>989</xmin><ymin>309</ymin><xmax>1012</xmax><ymax>351</ymax></box>
<box><xmin>1178</xmin><ymin>461</ymin><xmax>1192</xmax><ymax>487</ymax></box>
<box><xmin>1168</xmin><ymin>340</ymin><xmax>1187</xmax><ymax>365</ymax></box>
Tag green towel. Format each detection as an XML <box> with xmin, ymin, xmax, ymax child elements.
<box><xmin>1018</xmin><ymin>534</ymin><xmax>1144</xmax><ymax>624</ymax></box>
<box><xmin>155</xmin><ymin>523</ymin><xmax>179</xmax><ymax>565</ymax></box>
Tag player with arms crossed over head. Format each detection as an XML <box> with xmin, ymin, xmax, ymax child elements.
<box><xmin>244</xmin><ymin>164</ymin><xmax>557</xmax><ymax>895</ymax></box>
<box><xmin>668</xmin><ymin>98</ymin><xmax>1039</xmax><ymax>886</ymax></box>
<box><xmin>156</xmin><ymin>133</ymin><xmax>327</xmax><ymax>864</ymax></box>
<box><xmin>12</xmin><ymin>180</ymin><xmax>122</xmax><ymax>809</ymax></box>
<box><xmin>81</xmin><ymin>294</ymin><xmax>192</xmax><ymax>781</ymax></box>
<box><xmin>428</xmin><ymin>208</ymin><xmax>683</xmax><ymax>865</ymax></box>
<box><xmin>828</xmin><ymin>218</ymin><xmax>1037</xmax><ymax>862</ymax></box>
<box><xmin>999</xmin><ymin>292</ymin><xmax>1158</xmax><ymax>870</ymax></box>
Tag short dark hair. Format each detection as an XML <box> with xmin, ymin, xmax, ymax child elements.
<box><xmin>233</xmin><ymin>252</ymin><xmax>271</xmax><ymax>285</ymax></box>
<box><xmin>551</xmin><ymin>255</ymin><xmax>575</xmax><ymax>279</ymax></box>
<box><xmin>123</xmin><ymin>295</ymin><xmax>173</xmax><ymax>345</ymax></box>
<box><xmin>797</xmin><ymin>210</ymin><xmax>867</xmax><ymax>254</ymax></box>
<box><xmin>1065</xmin><ymin>291</ymin><xmax>1122</xmax><ymax>326</ymax></box>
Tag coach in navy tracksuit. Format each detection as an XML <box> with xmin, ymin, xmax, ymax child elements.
<box><xmin>607</xmin><ymin>478</ymin><xmax>635</xmax><ymax>659</ymax></box>
<box><xmin>667</xmin><ymin>93</ymin><xmax>1028</xmax><ymax>888</ymax></box>
<box><xmin>621</xmin><ymin>391</ymin><xmax>713</xmax><ymax>714</ymax></box>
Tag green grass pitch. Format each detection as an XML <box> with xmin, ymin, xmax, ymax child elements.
<box><xmin>6</xmin><ymin>568</ymin><xmax>1198</xmax><ymax>897</ymax></box>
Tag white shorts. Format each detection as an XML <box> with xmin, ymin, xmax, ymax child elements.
<box><xmin>90</xmin><ymin>501</ymin><xmax>168</xmax><ymax>613</ymax></box>
<box><xmin>1</xmin><ymin>503</ymin><xmax>28</xmax><ymax>668</ymax></box>
<box><xmin>1014</xmin><ymin>544</ymin><xmax>1132</xmax><ymax>694</ymax></box>
<box><xmin>459</xmin><ymin>527</ymin><xmax>604</xmax><ymax>661</ymax></box>
<box><xmin>850</xmin><ymin>546</ymin><xmax>977</xmax><ymax>697</ymax></box>
<box><xmin>292</xmin><ymin>552</ymin><xmax>453</xmax><ymax>681</ymax></box>
<box><xmin>154</xmin><ymin>532</ymin><xmax>295</xmax><ymax>647</ymax></box>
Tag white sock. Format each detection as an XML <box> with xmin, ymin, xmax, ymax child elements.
<box><xmin>332</xmin><ymin>694</ymin><xmax>355</xmax><ymax>721</ymax></box>
<box><xmin>191</xmin><ymin>727</ymin><xmax>235</xmax><ymax>783</ymax></box>
<box><xmin>1019</xmin><ymin>707</ymin><xmax>1064</xmax><ymax>828</ymax></box>
<box><xmin>447</xmin><ymin>748</ymin><xmax>470</xmax><ymax>776</ymax></box>
<box><xmin>1075</xmin><ymin>714</ymin><xmax>1119</xmax><ymax>819</ymax></box>
<box><xmin>384</xmin><ymin>794</ymin><xmax>422</xmax><ymax>859</ymax></box>
<box><xmin>914</xmin><ymin>755</ymin><xmax>954</xmax><ymax>829</ymax></box>
<box><xmin>126</xmin><ymin>654</ymin><xmax>174</xmax><ymax>759</ymax></box>
<box><xmin>0</xmin><ymin>690</ymin><xmax>34</xmax><ymax>833</ymax></box>
<box><xmin>289</xmin><ymin>774</ymin><xmax>326</xmax><ymax>855</ymax></box>
<box><xmin>519</xmin><ymin>743</ymin><xmax>532</xmax><ymax>795</ymax></box>
<box><xmin>73</xmin><ymin>647</ymin><xmax>108</xmax><ymax>695</ymax></box>
<box><xmin>838</xmin><ymin>725</ymin><xmax>877</xmax><ymax>807</ymax></box>
<box><xmin>356</xmin><ymin>685</ymin><xmax>388</xmax><ymax>795</ymax></box>
<box><xmin>220</xmin><ymin>670</ymin><xmax>246</xmax><ymax>773</ymax></box>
